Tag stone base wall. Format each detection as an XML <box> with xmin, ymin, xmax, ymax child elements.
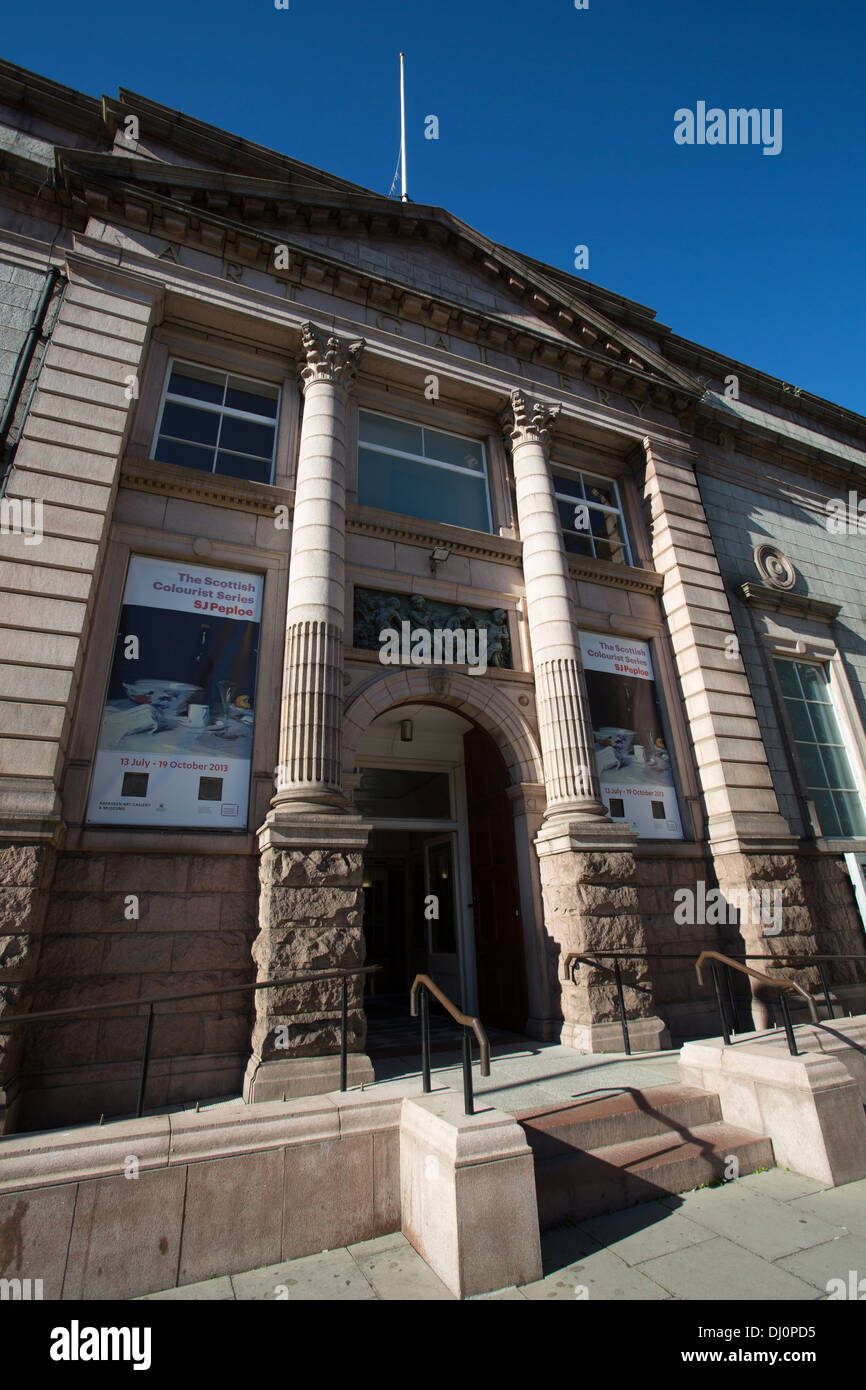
<box><xmin>634</xmin><ymin>851</ymin><xmax>722</xmax><ymax>1039</ymax></box>
<box><xmin>0</xmin><ymin>842</ymin><xmax>57</xmax><ymax>1132</ymax></box>
<box><xmin>15</xmin><ymin>850</ymin><xmax>257</xmax><ymax>1130</ymax></box>
<box><xmin>799</xmin><ymin>852</ymin><xmax>866</xmax><ymax>988</ymax></box>
<box><xmin>711</xmin><ymin>851</ymin><xmax>820</xmax><ymax>1028</ymax></box>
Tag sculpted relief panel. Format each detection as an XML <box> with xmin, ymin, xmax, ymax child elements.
<box><xmin>352</xmin><ymin>587</ymin><xmax>513</xmax><ymax>670</ymax></box>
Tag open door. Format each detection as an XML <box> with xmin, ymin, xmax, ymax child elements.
<box><xmin>463</xmin><ymin>726</ymin><xmax>528</xmax><ymax>1030</ymax></box>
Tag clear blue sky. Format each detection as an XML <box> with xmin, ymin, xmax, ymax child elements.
<box><xmin>5</xmin><ymin>0</ymin><xmax>865</xmax><ymax>414</ymax></box>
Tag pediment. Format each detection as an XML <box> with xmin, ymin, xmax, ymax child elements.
<box><xmin>55</xmin><ymin>146</ymin><xmax>701</xmax><ymax>409</ymax></box>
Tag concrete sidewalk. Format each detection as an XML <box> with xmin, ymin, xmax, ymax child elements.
<box><xmin>140</xmin><ymin>1169</ymin><xmax>866</xmax><ymax>1301</ymax></box>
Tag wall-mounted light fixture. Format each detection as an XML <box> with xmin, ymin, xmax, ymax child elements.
<box><xmin>400</xmin><ymin>719</ymin><xmax>413</xmax><ymax>743</ymax></box>
<box><xmin>429</xmin><ymin>545</ymin><xmax>451</xmax><ymax>574</ymax></box>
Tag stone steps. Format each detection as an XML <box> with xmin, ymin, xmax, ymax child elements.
<box><xmin>515</xmin><ymin>1084</ymin><xmax>775</xmax><ymax>1228</ymax></box>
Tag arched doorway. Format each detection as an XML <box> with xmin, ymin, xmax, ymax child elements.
<box><xmin>353</xmin><ymin>703</ymin><xmax>529</xmax><ymax>1032</ymax></box>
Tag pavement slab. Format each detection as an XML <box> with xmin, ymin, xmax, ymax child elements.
<box><xmin>788</xmin><ymin>1181</ymin><xmax>866</xmax><ymax>1235</ymax></box>
<box><xmin>522</xmin><ymin>1246</ymin><xmax>672</xmax><ymax>1300</ymax></box>
<box><xmin>775</xmin><ymin>1231</ymin><xmax>866</xmax><ymax>1294</ymax></box>
<box><xmin>231</xmin><ymin>1248</ymin><xmax>376</xmax><ymax>1301</ymax></box>
<box><xmin>634</xmin><ymin>1235</ymin><xmax>824</xmax><ymax>1301</ymax></box>
<box><xmin>350</xmin><ymin>1237</ymin><xmax>454</xmax><ymax>1300</ymax></box>
<box><xmin>573</xmin><ymin>1202</ymin><xmax>717</xmax><ymax>1267</ymax></box>
<box><xmin>659</xmin><ymin>1185</ymin><xmax>846</xmax><ymax>1261</ymax></box>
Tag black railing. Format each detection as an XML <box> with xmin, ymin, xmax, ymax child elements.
<box><xmin>0</xmin><ymin>965</ymin><xmax>381</xmax><ymax>1123</ymax></box>
<box><xmin>563</xmin><ymin>950</ymin><xmax>866</xmax><ymax>1058</ymax></box>
<box><xmin>409</xmin><ymin>974</ymin><xmax>490</xmax><ymax>1114</ymax></box>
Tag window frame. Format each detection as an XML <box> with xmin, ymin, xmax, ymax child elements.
<box><xmin>150</xmin><ymin>357</ymin><xmax>282</xmax><ymax>486</ymax></box>
<box><xmin>772</xmin><ymin>655</ymin><xmax>866</xmax><ymax>841</ymax></box>
<box><xmin>357</xmin><ymin>406</ymin><xmax>494</xmax><ymax>534</ymax></box>
<box><xmin>552</xmin><ymin>465</ymin><xmax>634</xmax><ymax>566</ymax></box>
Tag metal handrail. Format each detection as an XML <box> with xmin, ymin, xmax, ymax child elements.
<box><xmin>409</xmin><ymin>973</ymin><xmax>490</xmax><ymax>1114</ymax></box>
<box><xmin>0</xmin><ymin>965</ymin><xmax>382</xmax><ymax>1122</ymax></box>
<box><xmin>694</xmin><ymin>950</ymin><xmax>817</xmax><ymax>1053</ymax></box>
<box><xmin>561</xmin><ymin>947</ymin><xmax>866</xmax><ymax>1058</ymax></box>
<box><xmin>561</xmin><ymin>951</ymin><xmax>647</xmax><ymax>1055</ymax></box>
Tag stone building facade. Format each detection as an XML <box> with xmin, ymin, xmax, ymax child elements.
<box><xmin>1</xmin><ymin>60</ymin><xmax>864</xmax><ymax>1131</ymax></box>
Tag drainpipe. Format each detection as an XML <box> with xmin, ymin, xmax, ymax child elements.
<box><xmin>0</xmin><ymin>265</ymin><xmax>62</xmax><ymax>491</ymax></box>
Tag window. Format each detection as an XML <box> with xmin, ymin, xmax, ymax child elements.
<box><xmin>774</xmin><ymin>659</ymin><xmax>866</xmax><ymax>839</ymax></box>
<box><xmin>152</xmin><ymin>361</ymin><xmax>280</xmax><ymax>484</ymax></box>
<box><xmin>358</xmin><ymin>410</ymin><xmax>492</xmax><ymax>533</ymax></box>
<box><xmin>553</xmin><ymin>469</ymin><xmax>632</xmax><ymax>565</ymax></box>
<box><xmin>354</xmin><ymin>767</ymin><xmax>452</xmax><ymax>820</ymax></box>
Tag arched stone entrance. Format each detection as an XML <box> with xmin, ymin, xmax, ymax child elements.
<box><xmin>344</xmin><ymin>669</ymin><xmax>549</xmax><ymax>1036</ymax></box>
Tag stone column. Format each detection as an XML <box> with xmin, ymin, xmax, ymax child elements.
<box><xmin>274</xmin><ymin>321</ymin><xmax>364</xmax><ymax>815</ymax></box>
<box><xmin>501</xmin><ymin>389</ymin><xmax>606</xmax><ymax>824</ymax></box>
<box><xmin>244</xmin><ymin>324</ymin><xmax>374</xmax><ymax>1103</ymax></box>
<box><xmin>502</xmin><ymin>390</ymin><xmax>668</xmax><ymax>1051</ymax></box>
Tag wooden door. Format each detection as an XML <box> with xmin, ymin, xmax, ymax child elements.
<box><xmin>463</xmin><ymin>727</ymin><xmax>528</xmax><ymax>1030</ymax></box>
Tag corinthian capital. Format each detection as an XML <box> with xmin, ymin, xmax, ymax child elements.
<box><xmin>299</xmin><ymin>322</ymin><xmax>365</xmax><ymax>391</ymax></box>
<box><xmin>501</xmin><ymin>389</ymin><xmax>561</xmax><ymax>449</ymax></box>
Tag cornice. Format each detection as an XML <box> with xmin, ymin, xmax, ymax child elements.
<box><xmin>52</xmin><ymin>157</ymin><xmax>698</xmax><ymax>413</ymax></box>
<box><xmin>694</xmin><ymin>431</ymin><xmax>864</xmax><ymax>511</ymax></box>
<box><xmin>737</xmin><ymin>581</ymin><xmax>842</xmax><ymax>621</ymax></box>
<box><xmin>120</xmin><ymin>455</ymin><xmax>292</xmax><ymax>516</ymax></box>
<box><xmin>119</xmin><ymin>462</ymin><xmax>664</xmax><ymax>597</ymax></box>
<box><xmin>566</xmin><ymin>555</ymin><xmax>664</xmax><ymax>595</ymax></box>
<box><xmin>346</xmin><ymin>506</ymin><xmax>523</xmax><ymax>564</ymax></box>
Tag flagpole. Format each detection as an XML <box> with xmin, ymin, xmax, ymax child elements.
<box><xmin>399</xmin><ymin>52</ymin><xmax>408</xmax><ymax>202</ymax></box>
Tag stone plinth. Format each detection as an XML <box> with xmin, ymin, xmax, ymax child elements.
<box><xmin>399</xmin><ymin>1090</ymin><xmax>542</xmax><ymax>1298</ymax></box>
<box><xmin>244</xmin><ymin>815</ymin><xmax>374</xmax><ymax>1103</ymax></box>
<box><xmin>535</xmin><ymin>819</ymin><xmax>670</xmax><ymax>1052</ymax></box>
<box><xmin>679</xmin><ymin>1026</ymin><xmax>866</xmax><ymax>1186</ymax></box>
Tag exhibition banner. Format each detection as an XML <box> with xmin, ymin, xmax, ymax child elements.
<box><xmin>579</xmin><ymin>633</ymin><xmax>684</xmax><ymax>839</ymax></box>
<box><xmin>85</xmin><ymin>557</ymin><xmax>262</xmax><ymax>829</ymax></box>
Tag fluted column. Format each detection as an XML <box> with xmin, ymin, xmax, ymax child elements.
<box><xmin>274</xmin><ymin>322</ymin><xmax>364</xmax><ymax>813</ymax></box>
<box><xmin>503</xmin><ymin>391</ymin><xmax>667</xmax><ymax>1052</ymax></box>
<box><xmin>502</xmin><ymin>389</ymin><xmax>607</xmax><ymax>824</ymax></box>
<box><xmin>245</xmin><ymin>323</ymin><xmax>373</xmax><ymax>1104</ymax></box>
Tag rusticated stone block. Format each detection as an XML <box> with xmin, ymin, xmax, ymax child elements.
<box><xmin>0</xmin><ymin>844</ymin><xmax>53</xmax><ymax>888</ymax></box>
<box><xmin>261</xmin><ymin>847</ymin><xmax>364</xmax><ymax>889</ymax></box>
<box><xmin>0</xmin><ymin>888</ymin><xmax>39</xmax><ymax>932</ymax></box>
<box><xmin>573</xmin><ymin>851</ymin><xmax>637</xmax><ymax>884</ymax></box>
<box><xmin>259</xmin><ymin>883</ymin><xmax>362</xmax><ymax>930</ymax></box>
<box><xmin>0</xmin><ymin>934</ymin><xmax>30</xmax><ymax>973</ymax></box>
<box><xmin>253</xmin><ymin>924</ymin><xmax>364</xmax><ymax>976</ymax></box>
<box><xmin>255</xmin><ymin>976</ymin><xmax>363</xmax><ymax>1017</ymax></box>
<box><xmin>251</xmin><ymin>1014</ymin><xmax>366</xmax><ymax>1059</ymax></box>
